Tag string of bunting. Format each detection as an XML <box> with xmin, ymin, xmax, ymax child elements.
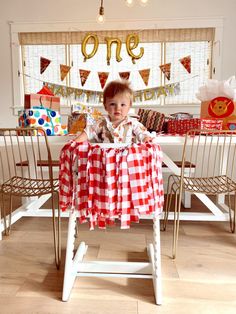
<box><xmin>40</xmin><ymin>55</ymin><xmax>191</xmax><ymax>87</ymax></box>
<box><xmin>22</xmin><ymin>71</ymin><xmax>202</xmax><ymax>104</ymax></box>
<box><xmin>46</xmin><ymin>81</ymin><xmax>180</xmax><ymax>104</ymax></box>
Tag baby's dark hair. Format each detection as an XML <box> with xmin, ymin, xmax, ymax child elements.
<box><xmin>103</xmin><ymin>80</ymin><xmax>133</xmax><ymax>105</ymax></box>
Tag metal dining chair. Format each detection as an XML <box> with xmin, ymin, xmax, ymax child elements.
<box><xmin>0</xmin><ymin>127</ymin><xmax>61</xmax><ymax>268</ymax></box>
<box><xmin>162</xmin><ymin>129</ymin><xmax>236</xmax><ymax>259</ymax></box>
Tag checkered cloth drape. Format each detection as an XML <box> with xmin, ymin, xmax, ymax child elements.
<box><xmin>59</xmin><ymin>141</ymin><xmax>164</xmax><ymax>229</ymax></box>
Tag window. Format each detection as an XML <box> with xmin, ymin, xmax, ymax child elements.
<box><xmin>10</xmin><ymin>19</ymin><xmax>223</xmax><ymax>114</ymax></box>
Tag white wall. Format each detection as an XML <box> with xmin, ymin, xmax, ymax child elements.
<box><xmin>0</xmin><ymin>0</ymin><xmax>236</xmax><ymax>127</ymax></box>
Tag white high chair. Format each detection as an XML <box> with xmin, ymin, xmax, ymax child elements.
<box><xmin>61</xmin><ymin>143</ymin><xmax>163</xmax><ymax>305</ymax></box>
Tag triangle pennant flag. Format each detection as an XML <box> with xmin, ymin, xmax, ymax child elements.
<box><xmin>40</xmin><ymin>57</ymin><xmax>51</xmax><ymax>75</ymax></box>
<box><xmin>79</xmin><ymin>69</ymin><xmax>91</xmax><ymax>86</ymax></box>
<box><xmin>179</xmin><ymin>55</ymin><xmax>191</xmax><ymax>74</ymax></box>
<box><xmin>139</xmin><ymin>69</ymin><xmax>150</xmax><ymax>86</ymax></box>
<box><xmin>60</xmin><ymin>64</ymin><xmax>71</xmax><ymax>81</ymax></box>
<box><xmin>119</xmin><ymin>71</ymin><xmax>130</xmax><ymax>80</ymax></box>
<box><xmin>98</xmin><ymin>72</ymin><xmax>109</xmax><ymax>89</ymax></box>
<box><xmin>159</xmin><ymin>63</ymin><xmax>171</xmax><ymax>80</ymax></box>
<box><xmin>37</xmin><ymin>84</ymin><xmax>54</xmax><ymax>96</ymax></box>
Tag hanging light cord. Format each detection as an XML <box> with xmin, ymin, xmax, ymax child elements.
<box><xmin>99</xmin><ymin>0</ymin><xmax>104</xmax><ymax>15</ymax></box>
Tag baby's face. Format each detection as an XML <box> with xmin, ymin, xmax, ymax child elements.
<box><xmin>104</xmin><ymin>92</ymin><xmax>131</xmax><ymax>124</ymax></box>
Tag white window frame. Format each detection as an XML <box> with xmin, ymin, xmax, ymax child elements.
<box><xmin>10</xmin><ymin>17</ymin><xmax>223</xmax><ymax>116</ymax></box>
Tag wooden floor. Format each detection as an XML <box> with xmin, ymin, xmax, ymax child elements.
<box><xmin>0</xmin><ymin>197</ymin><xmax>236</xmax><ymax>314</ymax></box>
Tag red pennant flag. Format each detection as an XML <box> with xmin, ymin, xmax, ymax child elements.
<box><xmin>98</xmin><ymin>72</ymin><xmax>109</xmax><ymax>89</ymax></box>
<box><xmin>40</xmin><ymin>57</ymin><xmax>51</xmax><ymax>75</ymax></box>
<box><xmin>79</xmin><ymin>69</ymin><xmax>91</xmax><ymax>86</ymax></box>
<box><xmin>179</xmin><ymin>55</ymin><xmax>191</xmax><ymax>74</ymax></box>
<box><xmin>119</xmin><ymin>71</ymin><xmax>130</xmax><ymax>80</ymax></box>
<box><xmin>139</xmin><ymin>69</ymin><xmax>150</xmax><ymax>86</ymax></box>
<box><xmin>60</xmin><ymin>64</ymin><xmax>71</xmax><ymax>81</ymax></box>
<box><xmin>159</xmin><ymin>63</ymin><xmax>171</xmax><ymax>80</ymax></box>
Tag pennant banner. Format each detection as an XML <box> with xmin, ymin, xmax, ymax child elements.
<box><xmin>40</xmin><ymin>57</ymin><xmax>51</xmax><ymax>75</ymax></box>
<box><xmin>98</xmin><ymin>72</ymin><xmax>109</xmax><ymax>89</ymax></box>
<box><xmin>119</xmin><ymin>71</ymin><xmax>130</xmax><ymax>80</ymax></box>
<box><xmin>79</xmin><ymin>69</ymin><xmax>90</xmax><ymax>86</ymax></box>
<box><xmin>179</xmin><ymin>55</ymin><xmax>191</xmax><ymax>74</ymax></box>
<box><xmin>139</xmin><ymin>69</ymin><xmax>150</xmax><ymax>86</ymax></box>
<box><xmin>60</xmin><ymin>64</ymin><xmax>71</xmax><ymax>81</ymax></box>
<box><xmin>159</xmin><ymin>63</ymin><xmax>171</xmax><ymax>80</ymax></box>
<box><xmin>46</xmin><ymin>81</ymin><xmax>180</xmax><ymax>104</ymax></box>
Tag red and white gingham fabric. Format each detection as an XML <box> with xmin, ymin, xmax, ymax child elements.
<box><xmin>59</xmin><ymin>140</ymin><xmax>164</xmax><ymax>230</ymax></box>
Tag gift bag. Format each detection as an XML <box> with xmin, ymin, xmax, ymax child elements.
<box><xmin>18</xmin><ymin>108</ymin><xmax>64</xmax><ymax>136</ymax></box>
<box><xmin>200</xmin><ymin>97</ymin><xmax>236</xmax><ymax>130</ymax></box>
<box><xmin>24</xmin><ymin>85</ymin><xmax>60</xmax><ymax>112</ymax></box>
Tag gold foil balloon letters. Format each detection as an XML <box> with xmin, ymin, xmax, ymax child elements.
<box><xmin>81</xmin><ymin>34</ymin><xmax>99</xmax><ymax>62</ymax></box>
<box><xmin>105</xmin><ymin>37</ymin><xmax>122</xmax><ymax>65</ymax></box>
<box><xmin>81</xmin><ymin>33</ymin><xmax>144</xmax><ymax>64</ymax></box>
<box><xmin>126</xmin><ymin>34</ymin><xmax>144</xmax><ymax>64</ymax></box>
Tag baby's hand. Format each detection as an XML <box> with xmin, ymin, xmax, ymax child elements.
<box><xmin>143</xmin><ymin>136</ymin><xmax>153</xmax><ymax>143</ymax></box>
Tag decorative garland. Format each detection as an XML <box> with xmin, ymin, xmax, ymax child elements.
<box><xmin>46</xmin><ymin>81</ymin><xmax>180</xmax><ymax>104</ymax></box>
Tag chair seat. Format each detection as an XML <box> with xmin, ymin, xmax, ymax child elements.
<box><xmin>162</xmin><ymin>161</ymin><xmax>195</xmax><ymax>168</ymax></box>
<box><xmin>1</xmin><ymin>176</ymin><xmax>59</xmax><ymax>196</ymax></box>
<box><xmin>16</xmin><ymin>160</ymin><xmax>60</xmax><ymax>167</ymax></box>
<box><xmin>171</xmin><ymin>175</ymin><xmax>236</xmax><ymax>194</ymax></box>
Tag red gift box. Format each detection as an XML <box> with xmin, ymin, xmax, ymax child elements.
<box><xmin>24</xmin><ymin>85</ymin><xmax>60</xmax><ymax>112</ymax></box>
<box><xmin>167</xmin><ymin>118</ymin><xmax>222</xmax><ymax>135</ymax></box>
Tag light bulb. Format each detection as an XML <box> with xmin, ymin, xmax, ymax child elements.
<box><xmin>125</xmin><ymin>0</ymin><xmax>134</xmax><ymax>7</ymax></box>
<box><xmin>96</xmin><ymin>1</ymin><xmax>105</xmax><ymax>24</ymax></box>
<box><xmin>139</xmin><ymin>0</ymin><xmax>149</xmax><ymax>6</ymax></box>
<box><xmin>97</xmin><ymin>13</ymin><xmax>105</xmax><ymax>24</ymax></box>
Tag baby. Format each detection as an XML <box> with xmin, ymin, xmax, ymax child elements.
<box><xmin>75</xmin><ymin>80</ymin><xmax>153</xmax><ymax>143</ymax></box>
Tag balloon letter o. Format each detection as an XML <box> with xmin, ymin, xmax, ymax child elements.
<box><xmin>82</xmin><ymin>34</ymin><xmax>99</xmax><ymax>62</ymax></box>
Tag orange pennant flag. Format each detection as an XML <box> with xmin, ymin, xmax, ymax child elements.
<box><xmin>119</xmin><ymin>71</ymin><xmax>130</xmax><ymax>80</ymax></box>
<box><xmin>98</xmin><ymin>72</ymin><xmax>109</xmax><ymax>89</ymax></box>
<box><xmin>159</xmin><ymin>63</ymin><xmax>171</xmax><ymax>80</ymax></box>
<box><xmin>40</xmin><ymin>57</ymin><xmax>51</xmax><ymax>74</ymax></box>
<box><xmin>139</xmin><ymin>69</ymin><xmax>150</xmax><ymax>86</ymax></box>
<box><xmin>60</xmin><ymin>64</ymin><xmax>71</xmax><ymax>81</ymax></box>
<box><xmin>179</xmin><ymin>55</ymin><xmax>191</xmax><ymax>74</ymax></box>
<box><xmin>79</xmin><ymin>69</ymin><xmax>91</xmax><ymax>86</ymax></box>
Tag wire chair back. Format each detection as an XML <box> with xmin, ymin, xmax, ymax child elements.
<box><xmin>0</xmin><ymin>127</ymin><xmax>60</xmax><ymax>268</ymax></box>
<box><xmin>0</xmin><ymin>127</ymin><xmax>54</xmax><ymax>196</ymax></box>
<box><xmin>163</xmin><ymin>128</ymin><xmax>236</xmax><ymax>259</ymax></box>
<box><xmin>180</xmin><ymin>129</ymin><xmax>236</xmax><ymax>194</ymax></box>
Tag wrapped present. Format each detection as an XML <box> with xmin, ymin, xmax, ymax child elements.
<box><xmin>167</xmin><ymin>118</ymin><xmax>222</xmax><ymax>135</ymax></box>
<box><xmin>71</xmin><ymin>103</ymin><xmax>87</xmax><ymax>113</ymax></box>
<box><xmin>170</xmin><ymin>112</ymin><xmax>193</xmax><ymax>120</ymax></box>
<box><xmin>18</xmin><ymin>108</ymin><xmax>64</xmax><ymax>136</ymax></box>
<box><xmin>24</xmin><ymin>85</ymin><xmax>60</xmax><ymax>112</ymax></box>
<box><xmin>138</xmin><ymin>109</ymin><xmax>165</xmax><ymax>133</ymax></box>
<box><xmin>67</xmin><ymin>113</ymin><xmax>87</xmax><ymax>134</ymax></box>
<box><xmin>200</xmin><ymin>119</ymin><xmax>223</xmax><ymax>130</ymax></box>
<box><xmin>68</xmin><ymin>105</ymin><xmax>103</xmax><ymax>134</ymax></box>
<box><xmin>200</xmin><ymin>97</ymin><xmax>236</xmax><ymax>130</ymax></box>
<box><xmin>54</xmin><ymin>124</ymin><xmax>68</xmax><ymax>135</ymax></box>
